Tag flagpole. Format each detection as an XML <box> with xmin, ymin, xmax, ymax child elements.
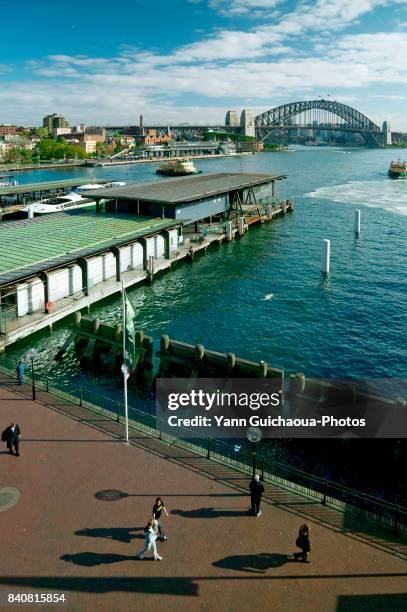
<box><xmin>121</xmin><ymin>280</ymin><xmax>129</xmax><ymax>443</ymax></box>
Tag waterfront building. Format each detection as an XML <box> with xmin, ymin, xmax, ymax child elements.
<box><xmin>238</xmin><ymin>141</ymin><xmax>264</xmax><ymax>152</ymax></box>
<box><xmin>89</xmin><ymin>172</ymin><xmax>285</xmax><ymax>223</ymax></box>
<box><xmin>53</xmin><ymin>127</ymin><xmax>72</xmax><ymax>139</ymax></box>
<box><xmin>134</xmin><ymin>128</ymin><xmax>172</xmax><ymax>146</ymax></box>
<box><xmin>0</xmin><ymin>125</ymin><xmax>17</xmax><ymax>136</ymax></box>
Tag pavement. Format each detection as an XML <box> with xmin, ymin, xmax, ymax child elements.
<box><xmin>0</xmin><ymin>373</ymin><xmax>406</xmax><ymax>612</ymax></box>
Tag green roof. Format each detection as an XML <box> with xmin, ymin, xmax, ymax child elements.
<box><xmin>0</xmin><ymin>211</ymin><xmax>178</xmax><ymax>286</ymax></box>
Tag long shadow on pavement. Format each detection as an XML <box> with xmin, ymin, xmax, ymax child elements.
<box><xmin>74</xmin><ymin>527</ymin><xmax>145</xmax><ymax>543</ymax></box>
<box><xmin>213</xmin><ymin>552</ymin><xmax>294</xmax><ymax>573</ymax></box>
<box><xmin>171</xmin><ymin>507</ymin><xmax>247</xmax><ymax>518</ymax></box>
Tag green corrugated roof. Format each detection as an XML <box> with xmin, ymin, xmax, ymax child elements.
<box><xmin>0</xmin><ymin>211</ymin><xmax>178</xmax><ymax>286</ymax></box>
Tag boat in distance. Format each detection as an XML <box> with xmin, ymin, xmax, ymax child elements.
<box><xmin>388</xmin><ymin>159</ymin><xmax>407</xmax><ymax>178</ymax></box>
<box><xmin>156</xmin><ymin>159</ymin><xmax>202</xmax><ymax>176</ymax></box>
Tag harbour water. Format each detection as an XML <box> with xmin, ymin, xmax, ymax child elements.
<box><xmin>4</xmin><ymin>148</ymin><xmax>406</xmax><ymax>380</ymax></box>
<box><xmin>3</xmin><ymin>147</ymin><xmax>406</xmax><ymax>498</ymax></box>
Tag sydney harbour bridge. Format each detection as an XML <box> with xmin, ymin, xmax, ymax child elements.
<box><xmin>119</xmin><ymin>99</ymin><xmax>398</xmax><ymax>148</ymax></box>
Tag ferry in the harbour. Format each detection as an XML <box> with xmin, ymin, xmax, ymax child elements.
<box><xmin>156</xmin><ymin>159</ymin><xmax>202</xmax><ymax>176</ymax></box>
<box><xmin>22</xmin><ymin>181</ymin><xmax>126</xmax><ymax>215</ymax></box>
<box><xmin>388</xmin><ymin>159</ymin><xmax>407</xmax><ymax>178</ymax></box>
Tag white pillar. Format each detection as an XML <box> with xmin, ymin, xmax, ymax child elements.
<box><xmin>354</xmin><ymin>209</ymin><xmax>361</xmax><ymax>235</ymax></box>
<box><xmin>321</xmin><ymin>239</ymin><xmax>330</xmax><ymax>274</ymax></box>
<box><xmin>238</xmin><ymin>217</ymin><xmax>245</xmax><ymax>235</ymax></box>
<box><xmin>226</xmin><ymin>221</ymin><xmax>233</xmax><ymax>241</ymax></box>
<box><xmin>27</xmin><ymin>205</ymin><xmax>34</xmax><ymax>219</ymax></box>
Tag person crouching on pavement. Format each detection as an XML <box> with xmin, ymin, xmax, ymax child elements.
<box><xmin>249</xmin><ymin>474</ymin><xmax>264</xmax><ymax>517</ymax></box>
<box><xmin>294</xmin><ymin>524</ymin><xmax>311</xmax><ymax>562</ymax></box>
<box><xmin>136</xmin><ymin>519</ymin><xmax>162</xmax><ymax>561</ymax></box>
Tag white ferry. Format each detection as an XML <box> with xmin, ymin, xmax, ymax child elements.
<box><xmin>22</xmin><ymin>181</ymin><xmax>126</xmax><ymax>215</ymax></box>
<box><xmin>156</xmin><ymin>159</ymin><xmax>202</xmax><ymax>176</ymax></box>
<box><xmin>22</xmin><ymin>191</ymin><xmax>96</xmax><ymax>215</ymax></box>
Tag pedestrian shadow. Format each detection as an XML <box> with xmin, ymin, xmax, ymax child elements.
<box><xmin>213</xmin><ymin>552</ymin><xmax>293</xmax><ymax>573</ymax></box>
<box><xmin>171</xmin><ymin>507</ymin><xmax>247</xmax><ymax>519</ymax></box>
<box><xmin>74</xmin><ymin>527</ymin><xmax>145</xmax><ymax>543</ymax></box>
<box><xmin>60</xmin><ymin>552</ymin><xmax>138</xmax><ymax>567</ymax></box>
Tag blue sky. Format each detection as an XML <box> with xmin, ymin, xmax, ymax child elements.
<box><xmin>0</xmin><ymin>0</ymin><xmax>406</xmax><ymax>128</ymax></box>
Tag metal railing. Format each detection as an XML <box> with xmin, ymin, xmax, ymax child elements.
<box><xmin>0</xmin><ymin>352</ymin><xmax>406</xmax><ymax>535</ymax></box>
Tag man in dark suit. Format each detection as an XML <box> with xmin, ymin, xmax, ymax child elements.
<box><xmin>3</xmin><ymin>422</ymin><xmax>21</xmax><ymax>456</ymax></box>
<box><xmin>249</xmin><ymin>474</ymin><xmax>264</xmax><ymax>516</ymax></box>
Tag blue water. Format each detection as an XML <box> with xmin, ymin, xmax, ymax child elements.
<box><xmin>6</xmin><ymin>148</ymin><xmax>405</xmax><ymax>383</ymax></box>
<box><xmin>3</xmin><ymin>148</ymin><xmax>406</xmax><ymax>498</ymax></box>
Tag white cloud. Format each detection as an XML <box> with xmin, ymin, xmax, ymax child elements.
<box><xmin>1</xmin><ymin>0</ymin><xmax>407</xmax><ymax>128</ymax></box>
<box><xmin>209</xmin><ymin>0</ymin><xmax>282</xmax><ymax>17</ymax></box>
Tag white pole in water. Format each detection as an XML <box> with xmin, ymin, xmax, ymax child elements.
<box><xmin>321</xmin><ymin>239</ymin><xmax>330</xmax><ymax>274</ymax></box>
<box><xmin>121</xmin><ymin>280</ymin><xmax>129</xmax><ymax>443</ymax></box>
<box><xmin>354</xmin><ymin>209</ymin><xmax>361</xmax><ymax>235</ymax></box>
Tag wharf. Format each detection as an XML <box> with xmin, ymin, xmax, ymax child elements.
<box><xmin>0</xmin><ymin>178</ymin><xmax>111</xmax><ymax>204</ymax></box>
<box><xmin>0</xmin><ymin>373</ymin><xmax>406</xmax><ymax>611</ymax></box>
<box><xmin>0</xmin><ymin>229</ymin><xmax>222</xmax><ymax>349</ymax></box>
<box><xmin>0</xmin><ymin>173</ymin><xmax>292</xmax><ymax>350</ymax></box>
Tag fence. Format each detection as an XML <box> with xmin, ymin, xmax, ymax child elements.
<box><xmin>0</xmin><ymin>352</ymin><xmax>406</xmax><ymax>535</ymax></box>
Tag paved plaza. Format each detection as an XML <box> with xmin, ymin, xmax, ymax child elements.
<box><xmin>0</xmin><ymin>373</ymin><xmax>406</xmax><ymax>611</ymax></box>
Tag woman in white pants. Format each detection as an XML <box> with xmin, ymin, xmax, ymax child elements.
<box><xmin>137</xmin><ymin>519</ymin><xmax>162</xmax><ymax>561</ymax></box>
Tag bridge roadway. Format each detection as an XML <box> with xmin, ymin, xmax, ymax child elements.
<box><xmin>0</xmin><ymin>371</ymin><xmax>406</xmax><ymax>611</ymax></box>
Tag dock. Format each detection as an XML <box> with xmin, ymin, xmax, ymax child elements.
<box><xmin>0</xmin><ymin>178</ymin><xmax>111</xmax><ymax>209</ymax></box>
<box><xmin>0</xmin><ymin>173</ymin><xmax>292</xmax><ymax>350</ymax></box>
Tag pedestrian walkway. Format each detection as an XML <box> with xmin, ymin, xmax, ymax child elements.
<box><xmin>1</xmin><ymin>373</ymin><xmax>406</xmax><ymax>612</ymax></box>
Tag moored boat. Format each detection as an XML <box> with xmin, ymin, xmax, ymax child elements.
<box><xmin>388</xmin><ymin>159</ymin><xmax>407</xmax><ymax>178</ymax></box>
<box><xmin>22</xmin><ymin>191</ymin><xmax>96</xmax><ymax>215</ymax></box>
<box><xmin>156</xmin><ymin>159</ymin><xmax>202</xmax><ymax>176</ymax></box>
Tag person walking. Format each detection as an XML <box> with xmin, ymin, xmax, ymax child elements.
<box><xmin>16</xmin><ymin>361</ymin><xmax>26</xmax><ymax>385</ymax></box>
<box><xmin>136</xmin><ymin>519</ymin><xmax>162</xmax><ymax>561</ymax></box>
<box><xmin>293</xmin><ymin>524</ymin><xmax>311</xmax><ymax>562</ymax></box>
<box><xmin>2</xmin><ymin>422</ymin><xmax>21</xmax><ymax>456</ymax></box>
<box><xmin>249</xmin><ymin>474</ymin><xmax>264</xmax><ymax>517</ymax></box>
<box><xmin>152</xmin><ymin>497</ymin><xmax>169</xmax><ymax>541</ymax></box>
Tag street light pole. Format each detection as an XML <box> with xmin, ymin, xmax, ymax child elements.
<box><xmin>27</xmin><ymin>348</ymin><xmax>38</xmax><ymax>402</ymax></box>
<box><xmin>31</xmin><ymin>358</ymin><xmax>36</xmax><ymax>401</ymax></box>
<box><xmin>247</xmin><ymin>426</ymin><xmax>262</xmax><ymax>480</ymax></box>
<box><xmin>252</xmin><ymin>441</ymin><xmax>256</xmax><ymax>479</ymax></box>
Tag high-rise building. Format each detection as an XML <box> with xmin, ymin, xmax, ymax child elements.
<box><xmin>240</xmin><ymin>109</ymin><xmax>255</xmax><ymax>137</ymax></box>
<box><xmin>225</xmin><ymin>111</ymin><xmax>239</xmax><ymax>127</ymax></box>
<box><xmin>42</xmin><ymin>113</ymin><xmax>69</xmax><ymax>133</ymax></box>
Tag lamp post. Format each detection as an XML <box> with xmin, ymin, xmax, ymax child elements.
<box><xmin>27</xmin><ymin>348</ymin><xmax>38</xmax><ymax>401</ymax></box>
<box><xmin>247</xmin><ymin>426</ymin><xmax>262</xmax><ymax>479</ymax></box>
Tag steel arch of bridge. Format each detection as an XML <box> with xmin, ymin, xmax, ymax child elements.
<box><xmin>255</xmin><ymin>100</ymin><xmax>380</xmax><ymax>132</ymax></box>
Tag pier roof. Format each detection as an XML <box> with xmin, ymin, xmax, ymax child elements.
<box><xmin>0</xmin><ymin>178</ymin><xmax>111</xmax><ymax>197</ymax></box>
<box><xmin>88</xmin><ymin>172</ymin><xmax>287</xmax><ymax>205</ymax></box>
<box><xmin>0</xmin><ymin>212</ymin><xmax>177</xmax><ymax>286</ymax></box>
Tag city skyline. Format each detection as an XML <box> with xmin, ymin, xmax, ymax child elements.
<box><xmin>0</xmin><ymin>0</ymin><xmax>406</xmax><ymax>128</ymax></box>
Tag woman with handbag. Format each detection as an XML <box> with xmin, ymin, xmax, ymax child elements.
<box><xmin>293</xmin><ymin>524</ymin><xmax>311</xmax><ymax>562</ymax></box>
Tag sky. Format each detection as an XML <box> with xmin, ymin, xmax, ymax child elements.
<box><xmin>0</xmin><ymin>0</ymin><xmax>406</xmax><ymax>129</ymax></box>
